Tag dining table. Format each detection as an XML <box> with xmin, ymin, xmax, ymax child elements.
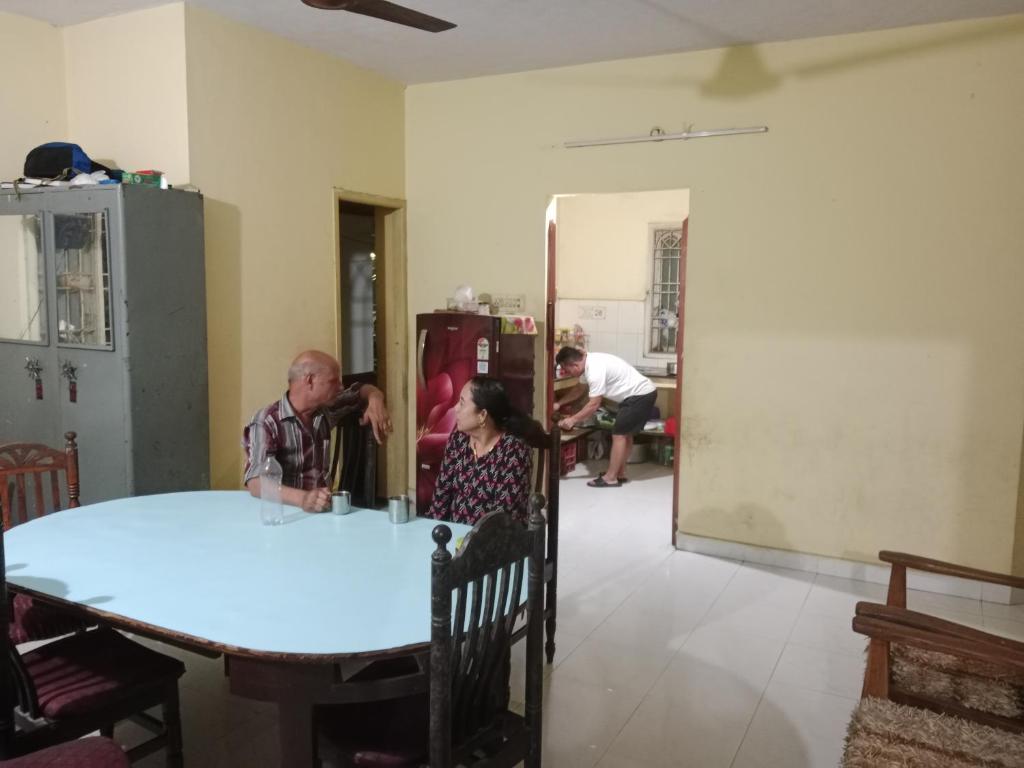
<box><xmin>3</xmin><ymin>490</ymin><xmax>472</xmax><ymax>767</ymax></box>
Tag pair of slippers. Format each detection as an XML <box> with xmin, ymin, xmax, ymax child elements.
<box><xmin>587</xmin><ymin>477</ymin><xmax>629</xmax><ymax>488</ymax></box>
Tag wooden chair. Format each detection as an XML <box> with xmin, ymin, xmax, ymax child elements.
<box><xmin>853</xmin><ymin>601</ymin><xmax>1024</xmax><ymax>732</ymax></box>
<box><xmin>0</xmin><ymin>433</ymin><xmax>80</xmax><ymax>529</ymax></box>
<box><xmin>859</xmin><ymin>551</ymin><xmax>1024</xmax><ymax>732</ymax></box>
<box><xmin>518</xmin><ymin>426</ymin><xmax>560</xmax><ymax>664</ymax></box>
<box><xmin>318</xmin><ymin>495</ymin><xmax>547</xmax><ymax>767</ymax></box>
<box><xmin>0</xmin><ymin>433</ymin><xmax>94</xmax><ymax>645</ymax></box>
<box><xmin>879</xmin><ymin>550</ymin><xmax>1024</xmax><ymax>610</ymax></box>
<box><xmin>328</xmin><ymin>411</ymin><xmax>378</xmax><ymax>509</ymax></box>
<box><xmin>0</xmin><ymin>528</ymin><xmax>186</xmax><ymax>766</ymax></box>
<box><xmin>0</xmin><ymin>738</ymin><xmax>129</xmax><ymax>768</ymax></box>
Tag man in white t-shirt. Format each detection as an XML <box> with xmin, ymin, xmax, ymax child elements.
<box><xmin>554</xmin><ymin>348</ymin><xmax>657</xmax><ymax>488</ymax></box>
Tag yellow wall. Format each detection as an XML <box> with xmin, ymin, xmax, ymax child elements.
<box><xmin>0</xmin><ymin>13</ymin><xmax>67</xmax><ymax>179</ymax></box>
<box><xmin>183</xmin><ymin>6</ymin><xmax>405</xmax><ymax>489</ymax></box>
<box><xmin>406</xmin><ymin>16</ymin><xmax>1024</xmax><ymax>570</ymax></box>
<box><xmin>62</xmin><ymin>4</ymin><xmax>190</xmax><ymax>184</ymax></box>
<box><xmin>556</xmin><ymin>190</ymin><xmax>690</xmax><ymax>300</ymax></box>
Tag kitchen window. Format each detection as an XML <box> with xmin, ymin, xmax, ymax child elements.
<box><xmin>647</xmin><ymin>225</ymin><xmax>681</xmax><ymax>355</ymax></box>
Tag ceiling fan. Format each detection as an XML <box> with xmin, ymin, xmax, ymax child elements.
<box><xmin>300</xmin><ymin>0</ymin><xmax>456</xmax><ymax>33</ymax></box>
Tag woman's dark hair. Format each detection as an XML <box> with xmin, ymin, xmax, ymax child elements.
<box><xmin>468</xmin><ymin>376</ymin><xmax>547</xmax><ymax>446</ymax></box>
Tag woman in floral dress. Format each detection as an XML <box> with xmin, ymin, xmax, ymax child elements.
<box><xmin>425</xmin><ymin>376</ymin><xmax>545</xmax><ymax>525</ymax></box>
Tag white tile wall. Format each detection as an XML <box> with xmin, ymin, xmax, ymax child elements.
<box><xmin>556</xmin><ymin>299</ymin><xmax>647</xmax><ymax>366</ymax></box>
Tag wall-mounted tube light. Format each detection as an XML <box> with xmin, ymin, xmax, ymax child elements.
<box><xmin>564</xmin><ymin>125</ymin><xmax>768</xmax><ymax>149</ymax></box>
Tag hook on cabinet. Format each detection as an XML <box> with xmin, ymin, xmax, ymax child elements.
<box><xmin>60</xmin><ymin>360</ymin><xmax>78</xmax><ymax>403</ymax></box>
<box><xmin>25</xmin><ymin>357</ymin><xmax>43</xmax><ymax>400</ymax></box>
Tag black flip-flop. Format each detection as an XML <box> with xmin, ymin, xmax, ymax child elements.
<box><xmin>617</xmin><ymin>478</ymin><xmax>630</xmax><ymax>484</ymax></box>
<box><xmin>587</xmin><ymin>477</ymin><xmax>622</xmax><ymax>488</ymax></box>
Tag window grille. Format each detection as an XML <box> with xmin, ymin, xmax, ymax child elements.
<box><xmin>648</xmin><ymin>227</ymin><xmax>681</xmax><ymax>354</ymax></box>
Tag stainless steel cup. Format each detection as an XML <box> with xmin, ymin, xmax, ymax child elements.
<box><xmin>332</xmin><ymin>491</ymin><xmax>352</xmax><ymax>515</ymax></box>
<box><xmin>388</xmin><ymin>494</ymin><xmax>410</xmax><ymax>524</ymax></box>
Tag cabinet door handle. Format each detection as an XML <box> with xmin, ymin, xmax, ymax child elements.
<box><xmin>417</xmin><ymin>329</ymin><xmax>428</xmax><ymax>389</ymax></box>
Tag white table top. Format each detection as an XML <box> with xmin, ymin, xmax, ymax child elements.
<box><xmin>4</xmin><ymin>491</ymin><xmax>472</xmax><ymax>658</ymax></box>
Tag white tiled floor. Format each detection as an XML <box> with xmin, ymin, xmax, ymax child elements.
<box><xmin>113</xmin><ymin>459</ymin><xmax>1024</xmax><ymax>766</ymax></box>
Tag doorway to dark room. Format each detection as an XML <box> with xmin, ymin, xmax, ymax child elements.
<box><xmin>335</xmin><ymin>193</ymin><xmax>408</xmax><ymax>502</ymax></box>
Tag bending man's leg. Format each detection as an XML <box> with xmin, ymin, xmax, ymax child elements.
<box><xmin>617</xmin><ymin>435</ymin><xmax>634</xmax><ymax>481</ymax></box>
<box><xmin>604</xmin><ymin>434</ymin><xmax>630</xmax><ymax>485</ymax></box>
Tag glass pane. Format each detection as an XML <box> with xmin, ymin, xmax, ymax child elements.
<box><xmin>0</xmin><ymin>214</ymin><xmax>46</xmax><ymax>343</ymax></box>
<box><xmin>649</xmin><ymin>227</ymin><xmax>683</xmax><ymax>355</ymax></box>
<box><xmin>54</xmin><ymin>212</ymin><xmax>112</xmax><ymax>348</ymax></box>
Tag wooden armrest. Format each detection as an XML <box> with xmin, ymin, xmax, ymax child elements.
<box><xmin>856</xmin><ymin>602</ymin><xmax>1024</xmax><ymax>652</ymax></box>
<box><xmin>852</xmin><ymin>614</ymin><xmax>1024</xmax><ymax>670</ymax></box>
<box><xmin>879</xmin><ymin>551</ymin><xmax>1024</xmax><ymax>590</ymax></box>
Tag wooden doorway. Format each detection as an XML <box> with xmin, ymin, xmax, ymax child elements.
<box><xmin>545</xmin><ymin>192</ymin><xmax>689</xmax><ymax>546</ymax></box>
<box><xmin>334</xmin><ymin>188</ymin><xmax>408</xmax><ymax>501</ymax></box>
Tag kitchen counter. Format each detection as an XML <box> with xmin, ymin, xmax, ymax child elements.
<box><xmin>554</xmin><ymin>374</ymin><xmax>676</xmax><ymax>391</ymax></box>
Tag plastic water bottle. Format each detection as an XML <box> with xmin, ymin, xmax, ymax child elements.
<box><xmin>259</xmin><ymin>456</ymin><xmax>284</xmax><ymax>525</ymax></box>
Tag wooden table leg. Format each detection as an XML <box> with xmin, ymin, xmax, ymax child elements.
<box><xmin>278</xmin><ymin>699</ymin><xmax>317</xmax><ymax>767</ymax></box>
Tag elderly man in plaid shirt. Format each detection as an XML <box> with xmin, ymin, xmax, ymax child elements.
<box><xmin>242</xmin><ymin>350</ymin><xmax>392</xmax><ymax>512</ymax></box>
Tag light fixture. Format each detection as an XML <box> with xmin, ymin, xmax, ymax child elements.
<box><xmin>564</xmin><ymin>124</ymin><xmax>768</xmax><ymax>149</ymax></box>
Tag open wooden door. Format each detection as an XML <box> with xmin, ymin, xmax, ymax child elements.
<box><xmin>671</xmin><ymin>217</ymin><xmax>689</xmax><ymax>542</ymax></box>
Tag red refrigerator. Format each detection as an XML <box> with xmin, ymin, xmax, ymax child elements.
<box><xmin>415</xmin><ymin>312</ymin><xmax>536</xmax><ymax>512</ymax></box>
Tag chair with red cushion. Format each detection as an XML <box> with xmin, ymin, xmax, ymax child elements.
<box><xmin>0</xmin><ymin>738</ymin><xmax>129</xmax><ymax>768</ymax></box>
<box><xmin>1</xmin><ymin>528</ymin><xmax>185</xmax><ymax>766</ymax></box>
<box><xmin>319</xmin><ymin>496</ymin><xmax>546</xmax><ymax>767</ymax></box>
<box><xmin>0</xmin><ymin>434</ymin><xmax>96</xmax><ymax>645</ymax></box>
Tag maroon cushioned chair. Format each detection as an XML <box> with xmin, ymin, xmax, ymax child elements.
<box><xmin>0</xmin><ymin>434</ymin><xmax>96</xmax><ymax>645</ymax></box>
<box><xmin>0</xmin><ymin>527</ymin><xmax>185</xmax><ymax>766</ymax></box>
<box><xmin>319</xmin><ymin>498</ymin><xmax>546</xmax><ymax>767</ymax></box>
<box><xmin>0</xmin><ymin>738</ymin><xmax>129</xmax><ymax>768</ymax></box>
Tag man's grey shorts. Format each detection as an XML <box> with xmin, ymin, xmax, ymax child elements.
<box><xmin>612</xmin><ymin>391</ymin><xmax>657</xmax><ymax>435</ymax></box>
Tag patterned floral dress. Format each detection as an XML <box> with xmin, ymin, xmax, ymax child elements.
<box><xmin>425</xmin><ymin>430</ymin><xmax>533</xmax><ymax>525</ymax></box>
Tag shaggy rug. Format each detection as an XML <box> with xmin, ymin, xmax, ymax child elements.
<box><xmin>892</xmin><ymin>643</ymin><xmax>1024</xmax><ymax>719</ymax></box>
<box><xmin>842</xmin><ymin>697</ymin><xmax>1024</xmax><ymax>768</ymax></box>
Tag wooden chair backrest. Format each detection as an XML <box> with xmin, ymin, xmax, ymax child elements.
<box><xmin>328</xmin><ymin>413</ymin><xmax>377</xmax><ymax>508</ymax></box>
<box><xmin>0</xmin><ymin>432</ymin><xmax>80</xmax><ymax>531</ymax></box>
<box><xmin>429</xmin><ymin>495</ymin><xmax>546</xmax><ymax>767</ymax></box>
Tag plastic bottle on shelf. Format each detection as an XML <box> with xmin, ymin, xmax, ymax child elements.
<box><xmin>259</xmin><ymin>456</ymin><xmax>284</xmax><ymax>525</ymax></box>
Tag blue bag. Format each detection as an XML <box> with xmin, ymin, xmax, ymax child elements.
<box><xmin>24</xmin><ymin>142</ymin><xmax>114</xmax><ymax>179</ymax></box>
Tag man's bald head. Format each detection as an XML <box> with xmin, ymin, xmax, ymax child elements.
<box><xmin>287</xmin><ymin>350</ymin><xmax>340</xmax><ymax>383</ymax></box>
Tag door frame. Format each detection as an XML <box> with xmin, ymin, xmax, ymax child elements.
<box><xmin>332</xmin><ymin>188</ymin><xmax>408</xmax><ymax>500</ymax></box>
<box><xmin>545</xmin><ymin>196</ymin><xmax>688</xmax><ymax>546</ymax></box>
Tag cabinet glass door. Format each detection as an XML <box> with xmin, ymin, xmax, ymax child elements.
<box><xmin>0</xmin><ymin>213</ymin><xmax>46</xmax><ymax>344</ymax></box>
<box><xmin>0</xmin><ymin>209</ymin><xmax>59</xmax><ymax>447</ymax></box>
<box><xmin>54</xmin><ymin>212</ymin><xmax>113</xmax><ymax>349</ymax></box>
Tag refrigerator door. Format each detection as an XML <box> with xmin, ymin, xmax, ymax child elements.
<box><xmin>415</xmin><ymin>313</ymin><xmax>499</xmax><ymax>511</ymax></box>
<box><xmin>496</xmin><ymin>333</ymin><xmax>535</xmax><ymax>417</ymax></box>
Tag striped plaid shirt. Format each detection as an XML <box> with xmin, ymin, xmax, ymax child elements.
<box><xmin>242</xmin><ymin>384</ymin><xmax>362</xmax><ymax>490</ymax></box>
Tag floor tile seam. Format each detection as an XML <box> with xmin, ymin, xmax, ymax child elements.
<box><xmin>550</xmin><ymin>589</ymin><xmax>634</xmax><ymax>669</ymax></box>
<box><xmin>726</xmin><ymin>633</ymin><xmax>795</xmax><ymax>768</ymax></box>
<box><xmin>591</xmin><ymin>636</ymin><xmax>686</xmax><ymax>768</ymax></box>
<box><xmin>762</xmin><ymin>677</ymin><xmax>861</xmax><ymax>706</ymax></box>
<box><xmin>779</xmin><ymin>568</ymin><xmax>815</xmax><ymax>645</ymax></box>
<box><xmin>685</xmin><ymin>557</ymin><xmax>743</xmax><ymax>626</ymax></box>
<box><xmin>721</xmin><ymin>598</ymin><xmax>799</xmax><ymax>768</ymax></box>
<box><xmin>725</xmin><ymin>685</ymin><xmax>769</xmax><ymax>768</ymax></box>
<box><xmin>782</xmin><ymin>638</ymin><xmax>869</xmax><ymax>661</ymax></box>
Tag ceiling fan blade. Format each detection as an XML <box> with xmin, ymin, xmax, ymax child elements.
<box><xmin>301</xmin><ymin>0</ymin><xmax>456</xmax><ymax>32</ymax></box>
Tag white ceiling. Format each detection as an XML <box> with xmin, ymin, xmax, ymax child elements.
<box><xmin>4</xmin><ymin>0</ymin><xmax>1023</xmax><ymax>84</ymax></box>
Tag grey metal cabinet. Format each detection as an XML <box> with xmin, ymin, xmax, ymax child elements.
<box><xmin>0</xmin><ymin>185</ymin><xmax>209</xmax><ymax>504</ymax></box>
